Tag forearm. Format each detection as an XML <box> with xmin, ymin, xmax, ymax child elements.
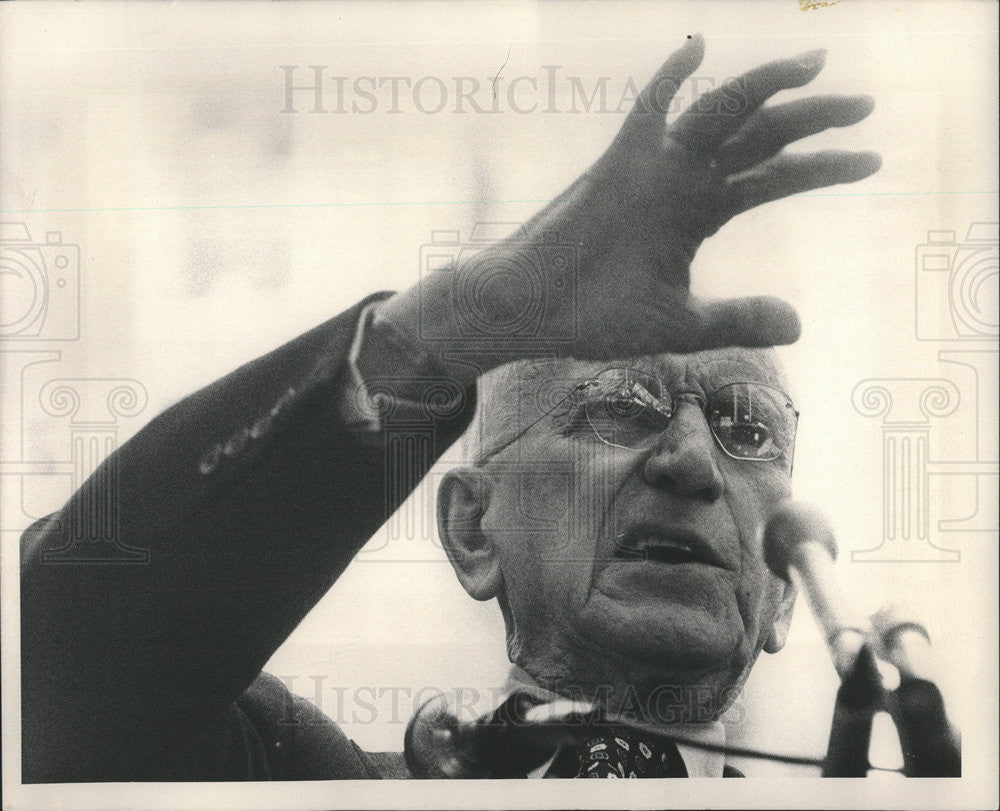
<box><xmin>20</xmin><ymin>295</ymin><xmax>476</xmax><ymax>781</ymax></box>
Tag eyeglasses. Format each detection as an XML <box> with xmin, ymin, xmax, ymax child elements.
<box><xmin>486</xmin><ymin>366</ymin><xmax>798</xmax><ymax>464</ymax></box>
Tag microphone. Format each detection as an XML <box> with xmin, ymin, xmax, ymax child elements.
<box><xmin>870</xmin><ymin>603</ymin><xmax>935</xmax><ymax>681</ymax></box>
<box><xmin>871</xmin><ymin>605</ymin><xmax>961</xmax><ymax>777</ymax></box>
<box><xmin>404</xmin><ymin>689</ymin><xmax>597</xmax><ymax>778</ymax></box>
<box><xmin>763</xmin><ymin>501</ymin><xmax>866</xmax><ymax>677</ymax></box>
<box><xmin>763</xmin><ymin>501</ymin><xmax>883</xmax><ymax>777</ymax></box>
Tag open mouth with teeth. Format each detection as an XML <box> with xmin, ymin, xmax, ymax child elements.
<box><xmin>614</xmin><ymin>531</ymin><xmax>722</xmax><ymax>567</ymax></box>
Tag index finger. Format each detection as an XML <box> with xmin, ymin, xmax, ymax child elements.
<box><xmin>669</xmin><ymin>49</ymin><xmax>828</xmax><ymax>154</ymax></box>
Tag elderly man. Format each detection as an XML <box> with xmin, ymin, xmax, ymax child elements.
<box><xmin>21</xmin><ymin>36</ymin><xmax>879</xmax><ymax>781</ymax></box>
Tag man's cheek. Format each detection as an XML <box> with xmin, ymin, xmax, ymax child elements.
<box><xmin>486</xmin><ymin>475</ymin><xmax>568</xmax><ymax>549</ymax></box>
<box><xmin>725</xmin><ymin>493</ymin><xmax>767</xmax><ymax>552</ymax></box>
<box><xmin>734</xmin><ymin>562</ymin><xmax>778</xmax><ymax>633</ymax></box>
<box><xmin>754</xmin><ymin>463</ymin><xmax>793</xmax><ymax>501</ymax></box>
<box><xmin>525</xmin><ymin>473</ymin><xmax>601</xmax><ymax>561</ymax></box>
<box><xmin>551</xmin><ymin>554</ymin><xmax>597</xmax><ymax>592</ymax></box>
<box><xmin>727</xmin><ymin>470</ymin><xmax>790</xmax><ymax>541</ymax></box>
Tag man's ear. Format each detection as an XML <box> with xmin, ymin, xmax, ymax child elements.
<box><xmin>437</xmin><ymin>468</ymin><xmax>502</xmax><ymax>602</ymax></box>
<box><xmin>763</xmin><ymin>580</ymin><xmax>797</xmax><ymax>654</ymax></box>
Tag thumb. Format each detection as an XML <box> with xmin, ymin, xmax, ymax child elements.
<box><xmin>690</xmin><ymin>295</ymin><xmax>801</xmax><ymax>349</ymax></box>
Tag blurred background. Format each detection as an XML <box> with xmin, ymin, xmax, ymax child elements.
<box><xmin>2</xmin><ymin>0</ymin><xmax>997</xmax><ymax>785</ymax></box>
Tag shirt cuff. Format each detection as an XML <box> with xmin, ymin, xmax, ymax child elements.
<box><xmin>339</xmin><ymin>301</ymin><xmax>384</xmax><ymax>432</ymax></box>
<box><xmin>338</xmin><ymin>299</ymin><xmax>467</xmax><ymax>434</ymax></box>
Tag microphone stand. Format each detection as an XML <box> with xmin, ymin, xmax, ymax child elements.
<box><xmin>821</xmin><ymin>631</ymin><xmax>961</xmax><ymax>777</ymax></box>
<box><xmin>888</xmin><ymin>677</ymin><xmax>961</xmax><ymax>777</ymax></box>
<box><xmin>821</xmin><ymin>644</ymin><xmax>882</xmax><ymax>777</ymax></box>
<box><xmin>877</xmin><ymin>620</ymin><xmax>962</xmax><ymax>777</ymax></box>
<box><xmin>763</xmin><ymin>502</ymin><xmax>961</xmax><ymax>778</ymax></box>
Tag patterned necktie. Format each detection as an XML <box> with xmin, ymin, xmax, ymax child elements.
<box><xmin>559</xmin><ymin>726</ymin><xmax>688</xmax><ymax>778</ymax></box>
<box><xmin>403</xmin><ymin>688</ymin><xmax>695</xmax><ymax>778</ymax></box>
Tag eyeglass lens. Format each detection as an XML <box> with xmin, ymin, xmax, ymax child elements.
<box><xmin>579</xmin><ymin>368</ymin><xmax>796</xmax><ymax>461</ymax></box>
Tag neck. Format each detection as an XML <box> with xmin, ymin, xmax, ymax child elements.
<box><xmin>504</xmin><ymin>665</ymin><xmax>729</xmax><ymax>778</ymax></box>
<box><xmin>503</xmin><ymin>664</ymin><xmax>728</xmax><ymax>730</ymax></box>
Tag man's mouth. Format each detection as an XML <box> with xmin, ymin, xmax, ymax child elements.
<box><xmin>614</xmin><ymin>527</ymin><xmax>728</xmax><ymax>568</ymax></box>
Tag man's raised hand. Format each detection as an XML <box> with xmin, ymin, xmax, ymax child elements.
<box><xmin>377</xmin><ymin>36</ymin><xmax>881</xmax><ymax>378</ymax></box>
<box><xmin>520</xmin><ymin>34</ymin><xmax>881</xmax><ymax>357</ymax></box>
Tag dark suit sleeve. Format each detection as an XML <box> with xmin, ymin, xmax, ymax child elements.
<box><xmin>20</xmin><ymin>294</ymin><xmax>476</xmax><ymax>783</ymax></box>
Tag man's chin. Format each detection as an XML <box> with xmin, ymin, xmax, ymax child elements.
<box><xmin>546</xmin><ymin>631</ymin><xmax>743</xmax><ymax>727</ymax></box>
<box><xmin>594</xmin><ymin>557</ymin><xmax>738</xmax><ymax>603</ymax></box>
<box><xmin>582</xmin><ymin>586</ymin><xmax>745</xmax><ymax>679</ymax></box>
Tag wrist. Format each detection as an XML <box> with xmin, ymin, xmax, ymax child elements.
<box><xmin>375</xmin><ymin>233</ymin><xmax>582</xmax><ymax>379</ymax></box>
<box><xmin>367</xmin><ymin>285</ymin><xmax>486</xmax><ymax>388</ymax></box>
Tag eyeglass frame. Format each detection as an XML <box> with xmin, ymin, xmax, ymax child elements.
<box><xmin>477</xmin><ymin>365</ymin><xmax>800</xmax><ymax>470</ymax></box>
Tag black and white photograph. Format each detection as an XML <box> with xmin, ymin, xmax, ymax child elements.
<box><xmin>1</xmin><ymin>1</ymin><xmax>997</xmax><ymax>809</ymax></box>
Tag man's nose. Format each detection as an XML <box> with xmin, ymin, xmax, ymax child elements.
<box><xmin>641</xmin><ymin>403</ymin><xmax>725</xmax><ymax>500</ymax></box>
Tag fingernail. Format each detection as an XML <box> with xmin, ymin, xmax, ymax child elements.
<box><xmin>847</xmin><ymin>150</ymin><xmax>882</xmax><ymax>177</ymax></box>
<box><xmin>859</xmin><ymin>151</ymin><xmax>883</xmax><ymax>172</ymax></box>
<box><xmin>794</xmin><ymin>48</ymin><xmax>827</xmax><ymax>71</ymax></box>
<box><xmin>841</xmin><ymin>94</ymin><xmax>876</xmax><ymax>122</ymax></box>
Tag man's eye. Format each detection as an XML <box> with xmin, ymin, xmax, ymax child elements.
<box><xmin>555</xmin><ymin>376</ymin><xmax>672</xmax><ymax>443</ymax></box>
<box><xmin>712</xmin><ymin>417</ymin><xmax>780</xmax><ymax>458</ymax></box>
<box><xmin>554</xmin><ymin>404</ymin><xmax>596</xmax><ymax>437</ymax></box>
<box><xmin>556</xmin><ymin>390</ymin><xmax>649</xmax><ymax>436</ymax></box>
<box><xmin>552</xmin><ymin>392</ymin><xmax>598</xmax><ymax>428</ymax></box>
<box><xmin>588</xmin><ymin>387</ymin><xmax>646</xmax><ymax>420</ymax></box>
<box><xmin>729</xmin><ymin>421</ymin><xmax>773</xmax><ymax>450</ymax></box>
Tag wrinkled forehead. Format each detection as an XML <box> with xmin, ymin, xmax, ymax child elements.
<box><xmin>631</xmin><ymin>346</ymin><xmax>788</xmax><ymax>391</ymax></box>
<box><xmin>466</xmin><ymin>347</ymin><xmax>789</xmax><ymax>463</ymax></box>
